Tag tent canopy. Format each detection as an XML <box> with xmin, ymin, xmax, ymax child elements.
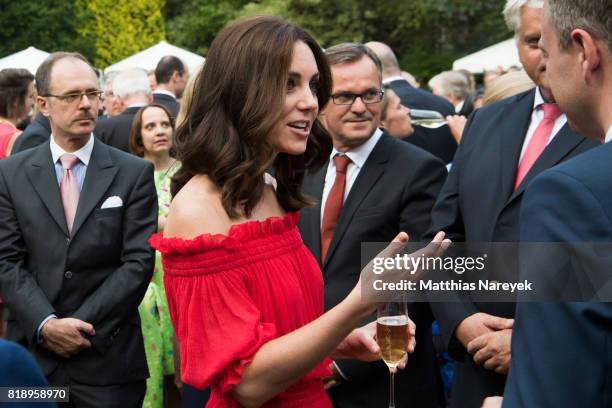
<box><xmin>104</xmin><ymin>41</ymin><xmax>205</xmax><ymax>75</ymax></box>
<box><xmin>452</xmin><ymin>38</ymin><xmax>520</xmax><ymax>73</ymax></box>
<box><xmin>0</xmin><ymin>46</ymin><xmax>50</xmax><ymax>75</ymax></box>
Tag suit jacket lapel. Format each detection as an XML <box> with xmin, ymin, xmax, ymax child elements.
<box><xmin>499</xmin><ymin>90</ymin><xmax>536</xmax><ymax>203</ymax></box>
<box><xmin>71</xmin><ymin>140</ymin><xmax>118</xmax><ymax>238</ymax></box>
<box><xmin>322</xmin><ymin>135</ymin><xmax>389</xmax><ymax>270</ymax></box>
<box><xmin>26</xmin><ymin>144</ymin><xmax>69</xmax><ymax>236</ymax></box>
<box><xmin>300</xmin><ymin>164</ymin><xmax>326</xmax><ymax>265</ymax></box>
<box><xmin>508</xmin><ymin>123</ymin><xmax>586</xmax><ymax>201</ymax></box>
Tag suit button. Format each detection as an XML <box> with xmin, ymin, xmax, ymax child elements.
<box><xmin>66</xmin><ymin>238</ymin><xmax>70</xmax><ymax>245</ymax></box>
<box><xmin>64</xmin><ymin>270</ymin><xmax>73</xmax><ymax>279</ymax></box>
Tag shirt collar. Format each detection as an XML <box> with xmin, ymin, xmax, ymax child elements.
<box><xmin>127</xmin><ymin>102</ymin><xmax>147</xmax><ymax>109</ymax></box>
<box><xmin>330</xmin><ymin>128</ymin><xmax>383</xmax><ymax>169</ymax></box>
<box><xmin>383</xmin><ymin>76</ymin><xmax>405</xmax><ymax>85</ymax></box>
<box><xmin>50</xmin><ymin>133</ymin><xmax>94</xmax><ymax>166</ymax></box>
<box><xmin>455</xmin><ymin>100</ymin><xmax>465</xmax><ymax>113</ymax></box>
<box><xmin>605</xmin><ymin>126</ymin><xmax>612</xmax><ymax>144</ymax></box>
<box><xmin>153</xmin><ymin>89</ymin><xmax>177</xmax><ymax>100</ymax></box>
<box><xmin>533</xmin><ymin>86</ymin><xmax>546</xmax><ymax>109</ymax></box>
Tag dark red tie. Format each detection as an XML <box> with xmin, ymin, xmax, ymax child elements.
<box><xmin>321</xmin><ymin>154</ymin><xmax>352</xmax><ymax>262</ymax></box>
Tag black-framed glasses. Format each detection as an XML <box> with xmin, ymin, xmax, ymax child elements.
<box><xmin>43</xmin><ymin>90</ymin><xmax>103</xmax><ymax>104</ymax></box>
<box><xmin>331</xmin><ymin>90</ymin><xmax>384</xmax><ymax>105</ymax></box>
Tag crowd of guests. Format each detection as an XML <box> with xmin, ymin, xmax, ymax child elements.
<box><xmin>0</xmin><ymin>0</ymin><xmax>610</xmax><ymax>407</ymax></box>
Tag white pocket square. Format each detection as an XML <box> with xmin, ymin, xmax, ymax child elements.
<box><xmin>101</xmin><ymin>196</ymin><xmax>123</xmax><ymax>209</ymax></box>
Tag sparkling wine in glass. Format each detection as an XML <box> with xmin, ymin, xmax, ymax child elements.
<box><xmin>376</xmin><ymin>301</ymin><xmax>409</xmax><ymax>408</ymax></box>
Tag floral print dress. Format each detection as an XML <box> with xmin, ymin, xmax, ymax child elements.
<box><xmin>139</xmin><ymin>163</ymin><xmax>179</xmax><ymax>408</ymax></box>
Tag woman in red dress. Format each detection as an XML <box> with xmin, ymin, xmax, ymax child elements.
<box><xmin>151</xmin><ymin>16</ymin><xmax>445</xmax><ymax>408</ymax></box>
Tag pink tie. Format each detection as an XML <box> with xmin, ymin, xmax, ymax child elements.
<box><xmin>60</xmin><ymin>154</ymin><xmax>81</xmax><ymax>235</ymax></box>
<box><xmin>514</xmin><ymin>103</ymin><xmax>562</xmax><ymax>190</ymax></box>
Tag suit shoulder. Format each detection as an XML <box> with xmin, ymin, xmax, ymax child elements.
<box><xmin>0</xmin><ymin>339</ymin><xmax>30</xmax><ymax>364</ymax></box>
<box><xmin>0</xmin><ymin>340</ymin><xmax>48</xmax><ymax>387</ymax></box>
<box><xmin>536</xmin><ymin>142</ymin><xmax>611</xmax><ymax>189</ymax></box>
<box><xmin>95</xmin><ymin>114</ymin><xmax>126</xmax><ymax>131</ymax></box>
<box><xmin>0</xmin><ymin>142</ymin><xmax>43</xmax><ymax>171</ymax></box>
<box><xmin>474</xmin><ymin>88</ymin><xmax>534</xmax><ymax>117</ymax></box>
<box><xmin>389</xmin><ymin>135</ymin><xmax>445</xmax><ymax>166</ymax></box>
<box><xmin>103</xmin><ymin>142</ymin><xmax>152</xmax><ymax>169</ymax></box>
<box><xmin>12</xmin><ymin>125</ymin><xmax>49</xmax><ymax>151</ymax></box>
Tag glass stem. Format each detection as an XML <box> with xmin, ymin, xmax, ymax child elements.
<box><xmin>389</xmin><ymin>368</ymin><xmax>396</xmax><ymax>408</ymax></box>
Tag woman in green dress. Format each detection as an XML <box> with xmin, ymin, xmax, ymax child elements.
<box><xmin>130</xmin><ymin>103</ymin><xmax>179</xmax><ymax>408</ymax></box>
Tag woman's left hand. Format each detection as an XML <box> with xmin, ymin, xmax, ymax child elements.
<box><xmin>331</xmin><ymin>319</ymin><xmax>416</xmax><ymax>368</ymax></box>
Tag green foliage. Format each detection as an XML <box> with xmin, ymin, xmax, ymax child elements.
<box><xmin>0</xmin><ymin>0</ymin><xmax>93</xmax><ymax>61</ymax></box>
<box><xmin>75</xmin><ymin>0</ymin><xmax>166</xmax><ymax>68</ymax></box>
<box><xmin>166</xmin><ymin>0</ymin><xmax>246</xmax><ymax>56</ymax></box>
<box><xmin>165</xmin><ymin>0</ymin><xmax>510</xmax><ymax>80</ymax></box>
<box><xmin>1</xmin><ymin>0</ymin><xmax>511</xmax><ymax>78</ymax></box>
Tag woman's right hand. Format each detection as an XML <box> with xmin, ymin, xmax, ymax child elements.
<box><xmin>350</xmin><ymin>231</ymin><xmax>451</xmax><ymax>311</ymax></box>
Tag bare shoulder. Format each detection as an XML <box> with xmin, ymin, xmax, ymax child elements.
<box><xmin>164</xmin><ymin>175</ymin><xmax>231</xmax><ymax>239</ymax></box>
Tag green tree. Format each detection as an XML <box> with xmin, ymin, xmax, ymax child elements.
<box><xmin>75</xmin><ymin>0</ymin><xmax>166</xmax><ymax>68</ymax></box>
<box><xmin>166</xmin><ymin>0</ymin><xmax>246</xmax><ymax>56</ymax></box>
<box><xmin>0</xmin><ymin>0</ymin><xmax>93</xmax><ymax>61</ymax></box>
<box><xmin>165</xmin><ymin>0</ymin><xmax>510</xmax><ymax>80</ymax></box>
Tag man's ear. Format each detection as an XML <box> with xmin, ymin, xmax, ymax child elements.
<box><xmin>171</xmin><ymin>70</ymin><xmax>181</xmax><ymax>83</ymax></box>
<box><xmin>37</xmin><ymin>96</ymin><xmax>50</xmax><ymax>118</ymax></box>
<box><xmin>571</xmin><ymin>29</ymin><xmax>601</xmax><ymax>83</ymax></box>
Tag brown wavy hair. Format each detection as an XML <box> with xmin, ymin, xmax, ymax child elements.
<box><xmin>171</xmin><ymin>15</ymin><xmax>332</xmax><ymax>218</ymax></box>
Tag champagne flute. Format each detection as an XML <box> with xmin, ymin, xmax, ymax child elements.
<box><xmin>410</xmin><ymin>109</ymin><xmax>447</xmax><ymax>128</ymax></box>
<box><xmin>376</xmin><ymin>301</ymin><xmax>410</xmax><ymax>408</ymax></box>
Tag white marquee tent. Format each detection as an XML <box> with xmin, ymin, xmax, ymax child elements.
<box><xmin>452</xmin><ymin>38</ymin><xmax>520</xmax><ymax>73</ymax></box>
<box><xmin>0</xmin><ymin>47</ymin><xmax>50</xmax><ymax>75</ymax></box>
<box><xmin>104</xmin><ymin>41</ymin><xmax>205</xmax><ymax>74</ymax></box>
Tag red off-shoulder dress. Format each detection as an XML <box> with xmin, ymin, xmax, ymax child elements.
<box><xmin>149</xmin><ymin>212</ymin><xmax>332</xmax><ymax>408</ymax></box>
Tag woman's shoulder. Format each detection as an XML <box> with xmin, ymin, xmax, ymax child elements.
<box><xmin>164</xmin><ymin>175</ymin><xmax>230</xmax><ymax>239</ymax></box>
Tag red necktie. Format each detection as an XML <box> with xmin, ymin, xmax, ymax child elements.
<box><xmin>321</xmin><ymin>154</ymin><xmax>352</xmax><ymax>262</ymax></box>
<box><xmin>514</xmin><ymin>103</ymin><xmax>562</xmax><ymax>190</ymax></box>
<box><xmin>60</xmin><ymin>154</ymin><xmax>81</xmax><ymax>235</ymax></box>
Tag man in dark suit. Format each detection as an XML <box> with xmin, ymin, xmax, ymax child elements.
<box><xmin>0</xmin><ymin>52</ymin><xmax>157</xmax><ymax>407</ymax></box>
<box><xmin>481</xmin><ymin>1</ymin><xmax>612</xmax><ymax>407</ymax></box>
<box><xmin>427</xmin><ymin>1</ymin><xmax>598</xmax><ymax>407</ymax></box>
<box><xmin>365</xmin><ymin>42</ymin><xmax>457</xmax><ymax>164</ymax></box>
<box><xmin>95</xmin><ymin>69</ymin><xmax>152</xmax><ymax>152</ymax></box>
<box><xmin>152</xmin><ymin>56</ymin><xmax>189</xmax><ymax>118</ymax></box>
<box><xmin>298</xmin><ymin>42</ymin><xmax>447</xmax><ymax>408</ymax></box>
<box><xmin>11</xmin><ymin>112</ymin><xmax>51</xmax><ymax>154</ymax></box>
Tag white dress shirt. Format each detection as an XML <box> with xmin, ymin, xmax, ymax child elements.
<box><xmin>320</xmin><ymin>128</ymin><xmax>383</xmax><ymax>227</ymax></box>
<box><xmin>605</xmin><ymin>126</ymin><xmax>612</xmax><ymax>144</ymax></box>
<box><xmin>50</xmin><ymin>133</ymin><xmax>94</xmax><ymax>191</ymax></box>
<box><xmin>518</xmin><ymin>87</ymin><xmax>568</xmax><ymax>163</ymax></box>
<box><xmin>38</xmin><ymin>134</ymin><xmax>95</xmax><ymax>341</ymax></box>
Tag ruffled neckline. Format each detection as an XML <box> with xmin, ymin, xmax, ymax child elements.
<box><xmin>150</xmin><ymin>212</ymin><xmax>300</xmax><ymax>255</ymax></box>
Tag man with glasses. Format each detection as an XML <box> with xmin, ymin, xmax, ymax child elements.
<box><xmin>0</xmin><ymin>52</ymin><xmax>157</xmax><ymax>406</ymax></box>
<box><xmin>298</xmin><ymin>42</ymin><xmax>447</xmax><ymax>408</ymax></box>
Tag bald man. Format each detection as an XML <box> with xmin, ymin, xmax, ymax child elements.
<box><xmin>366</xmin><ymin>41</ymin><xmax>457</xmax><ymax>163</ymax></box>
